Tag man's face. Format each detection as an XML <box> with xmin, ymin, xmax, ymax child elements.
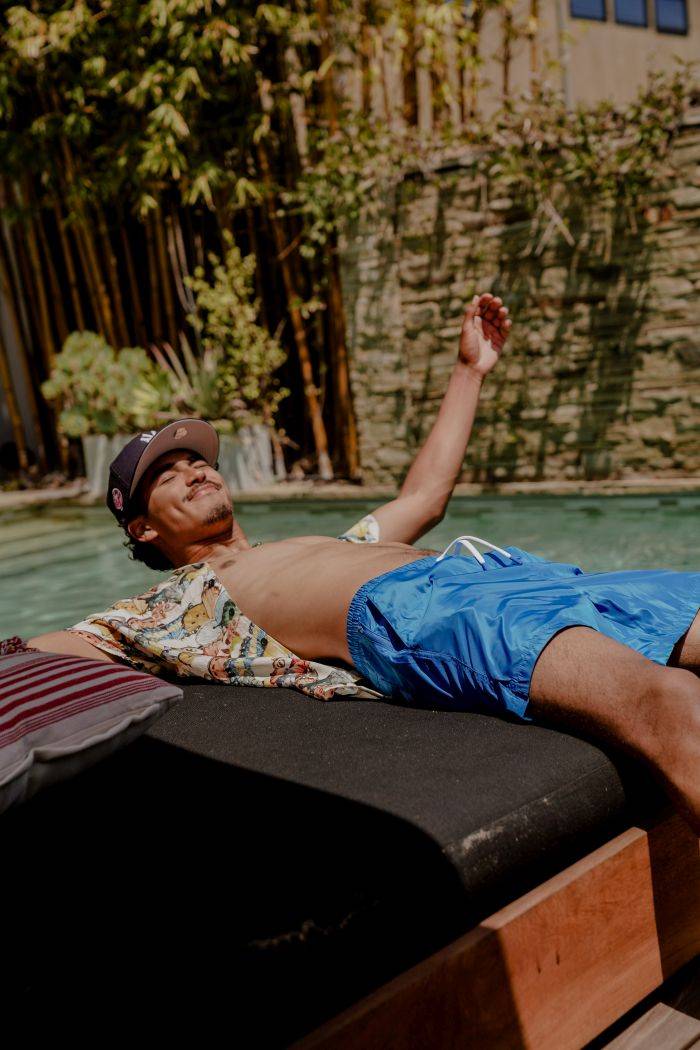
<box><xmin>129</xmin><ymin>448</ymin><xmax>233</xmax><ymax>552</ymax></box>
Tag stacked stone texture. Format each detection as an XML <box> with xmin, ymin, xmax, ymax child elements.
<box><xmin>340</xmin><ymin>111</ymin><xmax>700</xmax><ymax>485</ymax></box>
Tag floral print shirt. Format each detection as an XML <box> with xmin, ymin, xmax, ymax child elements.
<box><xmin>67</xmin><ymin>514</ymin><xmax>385</xmax><ymax>701</ymax></box>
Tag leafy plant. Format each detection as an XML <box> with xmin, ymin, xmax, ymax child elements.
<box><xmin>40</xmin><ymin>331</ymin><xmax>161</xmax><ymax>437</ymax></box>
<box><xmin>133</xmin><ymin>336</ymin><xmax>243</xmax><ymax>435</ymax></box>
<box><xmin>186</xmin><ymin>232</ymin><xmax>288</xmax><ymax>423</ymax></box>
<box><xmin>482</xmin><ymin>70</ymin><xmax>691</xmax><ymax>257</ymax></box>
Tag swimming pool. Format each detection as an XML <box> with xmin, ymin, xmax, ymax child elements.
<box><xmin>0</xmin><ymin>492</ymin><xmax>697</xmax><ymax>639</ymax></box>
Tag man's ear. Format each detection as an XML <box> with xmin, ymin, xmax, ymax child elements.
<box><xmin>127</xmin><ymin>516</ymin><xmax>159</xmax><ymax>544</ymax></box>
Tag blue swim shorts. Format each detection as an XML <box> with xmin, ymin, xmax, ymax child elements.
<box><xmin>346</xmin><ymin>541</ymin><xmax>700</xmax><ymax>721</ymax></box>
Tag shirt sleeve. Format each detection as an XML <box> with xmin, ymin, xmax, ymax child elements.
<box><xmin>337</xmin><ymin>513</ymin><xmax>381</xmax><ymax>544</ymax></box>
<box><xmin>66</xmin><ymin>582</ymin><xmax>170</xmax><ymax>674</ymax></box>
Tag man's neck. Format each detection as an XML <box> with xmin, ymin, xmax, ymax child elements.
<box><xmin>171</xmin><ymin>520</ymin><xmax>251</xmax><ymax>567</ymax></box>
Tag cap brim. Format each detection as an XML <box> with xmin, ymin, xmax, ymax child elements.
<box><xmin>129</xmin><ymin>419</ymin><xmax>220</xmax><ymax>498</ymax></box>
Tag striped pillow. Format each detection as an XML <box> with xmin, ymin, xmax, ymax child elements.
<box><xmin>0</xmin><ymin>648</ymin><xmax>182</xmax><ymax>813</ymax></box>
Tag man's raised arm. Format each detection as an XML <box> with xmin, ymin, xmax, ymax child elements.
<box><xmin>370</xmin><ymin>292</ymin><xmax>511</xmax><ymax>545</ymax></box>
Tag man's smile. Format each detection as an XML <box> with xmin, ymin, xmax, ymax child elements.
<box><xmin>188</xmin><ymin>482</ymin><xmax>220</xmax><ymax>501</ymax></box>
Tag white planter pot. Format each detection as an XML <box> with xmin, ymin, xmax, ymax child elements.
<box><xmin>217</xmin><ymin>425</ymin><xmax>284</xmax><ymax>492</ymax></box>
<box><xmin>81</xmin><ymin>433</ymin><xmax>131</xmax><ymax>499</ymax></box>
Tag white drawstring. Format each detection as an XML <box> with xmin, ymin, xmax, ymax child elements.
<box><xmin>436</xmin><ymin>534</ymin><xmax>513</xmax><ymax>568</ymax></box>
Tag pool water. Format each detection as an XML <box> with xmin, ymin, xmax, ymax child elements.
<box><xmin>0</xmin><ymin>493</ymin><xmax>697</xmax><ymax>639</ymax></box>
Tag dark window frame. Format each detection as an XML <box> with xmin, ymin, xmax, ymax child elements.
<box><xmin>570</xmin><ymin>0</ymin><xmax>607</xmax><ymax>21</ymax></box>
<box><xmin>655</xmin><ymin>0</ymin><xmax>689</xmax><ymax>34</ymax></box>
<box><xmin>614</xmin><ymin>0</ymin><xmax>648</xmax><ymax>26</ymax></box>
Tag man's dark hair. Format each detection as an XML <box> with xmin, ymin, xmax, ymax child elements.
<box><xmin>122</xmin><ymin>485</ymin><xmax>173</xmax><ymax>572</ymax></box>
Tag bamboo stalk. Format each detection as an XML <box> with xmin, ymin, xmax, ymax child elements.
<box><xmin>80</xmin><ymin>210</ymin><xmax>117</xmax><ymax>346</ymax></box>
<box><xmin>54</xmin><ymin>203</ymin><xmax>85</xmax><ymax>330</ymax></box>
<box><xmin>402</xmin><ymin>2</ymin><xmax>418</xmax><ymax>126</ymax></box>
<box><xmin>360</xmin><ymin>16</ymin><xmax>373</xmax><ymax>117</ymax></box>
<box><xmin>72</xmin><ymin>206</ymin><xmax>116</xmax><ymax>344</ymax></box>
<box><xmin>154</xmin><ymin>206</ymin><xmax>179</xmax><ymax>348</ymax></box>
<box><xmin>120</xmin><ymin>226</ymin><xmax>148</xmax><ymax>346</ymax></box>
<box><xmin>0</xmin><ymin>322</ymin><xmax>30</xmax><ymax>471</ymax></box>
<box><xmin>0</xmin><ymin>226</ymin><xmax>46</xmax><ymax>471</ymax></box>
<box><xmin>327</xmin><ymin>247</ymin><xmax>360</xmax><ymax>477</ymax></box>
<box><xmin>284</xmin><ymin>46</ymin><xmax>310</xmax><ymax>163</ymax></box>
<box><xmin>301</xmin><ymin>10</ymin><xmax>361</xmax><ymax>476</ymax></box>
<box><xmin>502</xmin><ymin>2</ymin><xmax>515</xmax><ymax>101</ymax></box>
<box><xmin>316</xmin><ymin>0</ymin><xmax>340</xmax><ymax>131</ymax></box>
<box><xmin>166</xmin><ymin>209</ymin><xmax>195</xmax><ymax>315</ymax></box>
<box><xmin>96</xmin><ymin>203</ymin><xmax>129</xmax><ymax>347</ymax></box>
<box><xmin>256</xmin><ymin>138</ymin><xmax>333</xmax><ymax>480</ymax></box>
<box><xmin>35</xmin><ymin>204</ymin><xmax>69</xmax><ymax>345</ymax></box>
<box><xmin>369</xmin><ymin>24</ymin><xmax>388</xmax><ymax>123</ymax></box>
<box><xmin>245</xmin><ymin>205</ymin><xmax>270</xmax><ymax>333</ymax></box>
<box><xmin>381</xmin><ymin>14</ymin><xmax>405</xmax><ymax>133</ymax></box>
<box><xmin>145</xmin><ymin>213</ymin><xmax>164</xmax><ymax>341</ymax></box>
<box><xmin>49</xmin><ymin>97</ymin><xmax>116</xmax><ymax>343</ymax></box>
<box><xmin>0</xmin><ymin>199</ymin><xmax>35</xmax><ymax>360</ymax></box>
<box><xmin>2</xmin><ymin>190</ymin><xmax>62</xmax><ymax>472</ymax></box>
<box><xmin>70</xmin><ymin>216</ymin><xmax>104</xmax><ymax>334</ymax></box>
<box><xmin>464</xmin><ymin>0</ymin><xmax>485</xmax><ymax>120</ymax></box>
<box><xmin>15</xmin><ymin>179</ymin><xmax>56</xmax><ymax>372</ymax></box>
<box><xmin>443</xmin><ymin>11</ymin><xmax>462</xmax><ymax>132</ymax></box>
<box><xmin>530</xmin><ymin>0</ymin><xmax>539</xmax><ymax>79</ymax></box>
<box><xmin>415</xmin><ymin>2</ymin><xmax>433</xmax><ymax>136</ymax></box>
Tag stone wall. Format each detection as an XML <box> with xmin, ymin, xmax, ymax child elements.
<box><xmin>340</xmin><ymin>112</ymin><xmax>700</xmax><ymax>486</ymax></box>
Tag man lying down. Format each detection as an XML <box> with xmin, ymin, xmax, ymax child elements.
<box><xmin>29</xmin><ymin>294</ymin><xmax>700</xmax><ymax>833</ymax></box>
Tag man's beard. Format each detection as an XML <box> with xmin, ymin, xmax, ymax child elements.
<box><xmin>204</xmin><ymin>499</ymin><xmax>232</xmax><ymax>526</ymax></box>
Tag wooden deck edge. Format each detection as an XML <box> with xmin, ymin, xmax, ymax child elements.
<box><xmin>297</xmin><ymin>813</ymin><xmax>700</xmax><ymax>1050</ymax></box>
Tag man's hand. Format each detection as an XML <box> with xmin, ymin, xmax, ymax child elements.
<box><xmin>458</xmin><ymin>292</ymin><xmax>511</xmax><ymax>376</ymax></box>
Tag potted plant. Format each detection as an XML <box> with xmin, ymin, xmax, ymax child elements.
<box><xmin>42</xmin><ymin>237</ymin><xmax>289</xmax><ymax>495</ymax></box>
<box><xmin>40</xmin><ymin>332</ymin><xmax>163</xmax><ymax>498</ymax></box>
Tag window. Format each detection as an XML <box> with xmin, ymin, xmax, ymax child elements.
<box><xmin>571</xmin><ymin>0</ymin><xmax>606</xmax><ymax>19</ymax></box>
<box><xmin>615</xmin><ymin>0</ymin><xmax>647</xmax><ymax>25</ymax></box>
<box><xmin>655</xmin><ymin>0</ymin><xmax>688</xmax><ymax>33</ymax></box>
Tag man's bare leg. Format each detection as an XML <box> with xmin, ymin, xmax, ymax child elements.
<box><xmin>529</xmin><ymin>626</ymin><xmax>700</xmax><ymax>834</ymax></box>
<box><xmin>668</xmin><ymin>610</ymin><xmax>700</xmax><ymax>674</ymax></box>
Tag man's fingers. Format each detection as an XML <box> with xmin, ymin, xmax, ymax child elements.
<box><xmin>463</xmin><ymin>294</ymin><xmax>479</xmax><ymax>324</ymax></box>
<box><xmin>481</xmin><ymin>296</ymin><xmax>502</xmax><ymax>323</ymax></box>
<box><xmin>467</xmin><ymin>292</ymin><xmax>512</xmax><ymax>347</ymax></box>
<box><xmin>476</xmin><ymin>292</ymin><xmax>493</xmax><ymax>313</ymax></box>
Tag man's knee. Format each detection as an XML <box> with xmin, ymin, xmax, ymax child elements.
<box><xmin>649</xmin><ymin>665</ymin><xmax>700</xmax><ymax>708</ymax></box>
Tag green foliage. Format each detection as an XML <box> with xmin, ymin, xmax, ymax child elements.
<box><xmin>132</xmin><ymin>338</ymin><xmax>242</xmax><ymax>435</ymax></box>
<box><xmin>1</xmin><ymin>1</ymin><xmax>265</xmax><ymax>214</ymax></box>
<box><xmin>484</xmin><ymin>71</ymin><xmax>691</xmax><ymax>253</ymax></box>
<box><xmin>40</xmin><ymin>332</ymin><xmax>161</xmax><ymax>436</ymax></box>
<box><xmin>3</xmin><ymin>2</ymin><xmax>691</xmax><ymax>260</ymax></box>
<box><xmin>282</xmin><ymin>117</ymin><xmax>415</xmax><ymax>257</ymax></box>
<box><xmin>186</xmin><ymin>232</ymin><xmax>288</xmax><ymax>424</ymax></box>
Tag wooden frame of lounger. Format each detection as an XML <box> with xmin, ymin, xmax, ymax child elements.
<box><xmin>298</xmin><ymin>811</ymin><xmax>700</xmax><ymax>1049</ymax></box>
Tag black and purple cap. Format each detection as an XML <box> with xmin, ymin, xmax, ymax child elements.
<box><xmin>106</xmin><ymin>418</ymin><xmax>220</xmax><ymax>526</ymax></box>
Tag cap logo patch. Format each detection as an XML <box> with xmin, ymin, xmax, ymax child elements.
<box><xmin>139</xmin><ymin>430</ymin><xmax>156</xmax><ymax>444</ymax></box>
<box><xmin>174</xmin><ymin>426</ymin><xmax>188</xmax><ymax>439</ymax></box>
<box><xmin>112</xmin><ymin>487</ymin><xmax>124</xmax><ymax>511</ymax></box>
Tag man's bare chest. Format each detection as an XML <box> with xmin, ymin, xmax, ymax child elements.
<box><xmin>205</xmin><ymin>537</ymin><xmax>431</xmax><ymax>660</ymax></box>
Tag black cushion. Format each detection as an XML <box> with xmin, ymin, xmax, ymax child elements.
<box><xmin>1</xmin><ymin>682</ymin><xmax>663</xmax><ymax>1044</ymax></box>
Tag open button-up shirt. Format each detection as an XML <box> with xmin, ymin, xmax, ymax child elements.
<box><xmin>67</xmin><ymin>514</ymin><xmax>385</xmax><ymax>700</ymax></box>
